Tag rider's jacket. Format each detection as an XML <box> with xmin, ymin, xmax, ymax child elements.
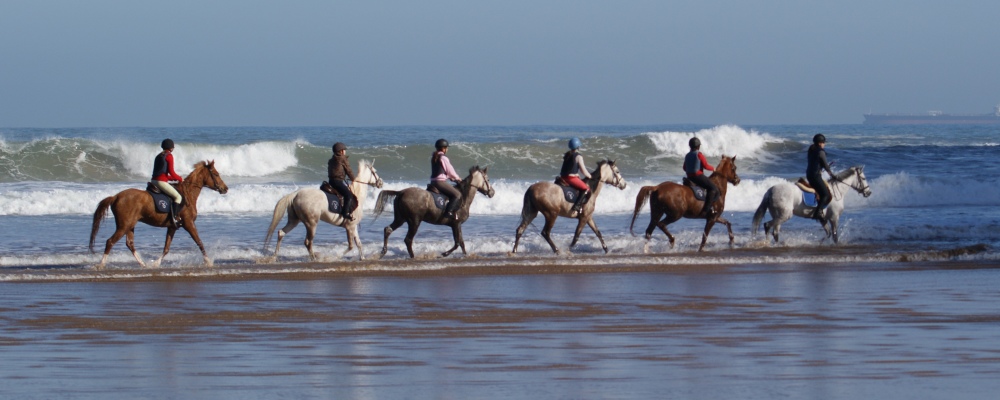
<box><xmin>683</xmin><ymin>150</ymin><xmax>714</xmax><ymax>178</ymax></box>
<box><xmin>152</xmin><ymin>151</ymin><xmax>183</xmax><ymax>182</ymax></box>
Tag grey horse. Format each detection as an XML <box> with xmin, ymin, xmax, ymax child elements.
<box><xmin>512</xmin><ymin>160</ymin><xmax>627</xmax><ymax>254</ymax></box>
<box><xmin>374</xmin><ymin>166</ymin><xmax>495</xmax><ymax>258</ymax></box>
<box><xmin>752</xmin><ymin>166</ymin><xmax>872</xmax><ymax>244</ymax></box>
<box><xmin>263</xmin><ymin>160</ymin><xmax>383</xmax><ymax>260</ymax></box>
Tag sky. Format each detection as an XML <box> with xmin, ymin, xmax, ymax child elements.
<box><xmin>2</xmin><ymin>0</ymin><xmax>1000</xmax><ymax>127</ymax></box>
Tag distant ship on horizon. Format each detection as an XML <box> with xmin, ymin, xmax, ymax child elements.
<box><xmin>863</xmin><ymin>104</ymin><xmax>1000</xmax><ymax>125</ymax></box>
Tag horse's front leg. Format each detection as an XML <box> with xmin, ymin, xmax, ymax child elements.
<box><xmin>184</xmin><ymin>224</ymin><xmax>213</xmax><ymax>266</ymax></box>
<box><xmin>343</xmin><ymin>224</ymin><xmax>364</xmax><ymax>260</ymax></box>
<box><xmin>715</xmin><ymin>216</ymin><xmax>735</xmax><ymax>248</ymax></box>
<box><xmin>698</xmin><ymin>219</ymin><xmax>718</xmax><ymax>252</ymax></box>
<box><xmin>152</xmin><ymin>227</ymin><xmax>178</xmax><ymax>268</ymax></box>
<box><xmin>569</xmin><ymin>217</ymin><xmax>588</xmax><ymax>249</ymax></box>
<box><xmin>586</xmin><ymin>218</ymin><xmax>608</xmax><ymax>253</ymax></box>
<box><xmin>442</xmin><ymin>223</ymin><xmax>465</xmax><ymax>257</ymax></box>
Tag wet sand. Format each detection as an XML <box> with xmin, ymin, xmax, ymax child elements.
<box><xmin>3</xmin><ymin>251</ymin><xmax>1000</xmax><ymax>399</ymax></box>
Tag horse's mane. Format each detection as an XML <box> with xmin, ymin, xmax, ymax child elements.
<box><xmin>833</xmin><ymin>166</ymin><xmax>859</xmax><ymax>181</ymax></box>
<box><xmin>458</xmin><ymin>165</ymin><xmax>485</xmax><ymax>190</ymax></box>
<box><xmin>591</xmin><ymin>159</ymin><xmax>612</xmax><ymax>176</ymax></box>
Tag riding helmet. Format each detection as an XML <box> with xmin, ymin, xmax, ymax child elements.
<box><xmin>435</xmin><ymin>138</ymin><xmax>449</xmax><ymax>150</ymax></box>
<box><xmin>813</xmin><ymin>134</ymin><xmax>826</xmax><ymax>144</ymax></box>
<box><xmin>568</xmin><ymin>137</ymin><xmax>582</xmax><ymax>150</ymax></box>
<box><xmin>689</xmin><ymin>137</ymin><xmax>701</xmax><ymax>149</ymax></box>
<box><xmin>333</xmin><ymin>142</ymin><xmax>347</xmax><ymax>152</ymax></box>
<box><xmin>161</xmin><ymin>138</ymin><xmax>175</xmax><ymax>150</ymax></box>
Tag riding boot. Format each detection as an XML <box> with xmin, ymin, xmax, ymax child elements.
<box><xmin>700</xmin><ymin>201</ymin><xmax>716</xmax><ymax>218</ymax></box>
<box><xmin>169</xmin><ymin>203</ymin><xmax>182</xmax><ymax>228</ymax></box>
<box><xmin>341</xmin><ymin>197</ymin><xmax>355</xmax><ymax>221</ymax></box>
<box><xmin>445</xmin><ymin>200</ymin><xmax>459</xmax><ymax>219</ymax></box>
<box><xmin>572</xmin><ymin>191</ymin><xmax>590</xmax><ymax>213</ymax></box>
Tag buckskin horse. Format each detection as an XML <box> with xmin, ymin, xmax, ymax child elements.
<box><xmin>374</xmin><ymin>166</ymin><xmax>494</xmax><ymax>258</ymax></box>
<box><xmin>90</xmin><ymin>161</ymin><xmax>229</xmax><ymax>268</ymax></box>
<box><xmin>512</xmin><ymin>160</ymin><xmax>626</xmax><ymax>254</ymax></box>
<box><xmin>263</xmin><ymin>160</ymin><xmax>383</xmax><ymax>261</ymax></box>
<box><xmin>630</xmin><ymin>155</ymin><xmax>741</xmax><ymax>252</ymax></box>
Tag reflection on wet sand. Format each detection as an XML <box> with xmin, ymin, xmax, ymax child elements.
<box><xmin>2</xmin><ymin>256</ymin><xmax>1000</xmax><ymax>398</ymax></box>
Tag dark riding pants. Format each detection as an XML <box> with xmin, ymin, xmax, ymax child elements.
<box><xmin>331</xmin><ymin>179</ymin><xmax>356</xmax><ymax>214</ymax></box>
<box><xmin>689</xmin><ymin>174</ymin><xmax>719</xmax><ymax>210</ymax></box>
<box><xmin>431</xmin><ymin>180</ymin><xmax>462</xmax><ymax>214</ymax></box>
<box><xmin>807</xmin><ymin>174</ymin><xmax>831</xmax><ymax>213</ymax></box>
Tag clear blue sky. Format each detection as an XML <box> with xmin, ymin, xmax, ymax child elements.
<box><xmin>2</xmin><ymin>0</ymin><xmax>999</xmax><ymax>127</ymax></box>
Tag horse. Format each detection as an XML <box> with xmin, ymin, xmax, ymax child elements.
<box><xmin>629</xmin><ymin>155</ymin><xmax>741</xmax><ymax>252</ymax></box>
<box><xmin>373</xmin><ymin>166</ymin><xmax>495</xmax><ymax>258</ymax></box>
<box><xmin>752</xmin><ymin>166</ymin><xmax>871</xmax><ymax>244</ymax></box>
<box><xmin>512</xmin><ymin>160</ymin><xmax>627</xmax><ymax>254</ymax></box>
<box><xmin>90</xmin><ymin>161</ymin><xmax>229</xmax><ymax>268</ymax></box>
<box><xmin>263</xmin><ymin>160</ymin><xmax>383</xmax><ymax>261</ymax></box>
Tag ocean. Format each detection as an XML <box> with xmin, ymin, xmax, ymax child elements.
<box><xmin>1</xmin><ymin>124</ymin><xmax>998</xmax><ymax>276</ymax></box>
<box><xmin>4</xmin><ymin>124</ymin><xmax>1000</xmax><ymax>399</ymax></box>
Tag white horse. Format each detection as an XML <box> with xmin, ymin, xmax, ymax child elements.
<box><xmin>264</xmin><ymin>160</ymin><xmax>383</xmax><ymax>260</ymax></box>
<box><xmin>752</xmin><ymin>166</ymin><xmax>871</xmax><ymax>244</ymax></box>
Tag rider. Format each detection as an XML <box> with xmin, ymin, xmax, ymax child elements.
<box><xmin>561</xmin><ymin>137</ymin><xmax>592</xmax><ymax>213</ymax></box>
<box><xmin>806</xmin><ymin>133</ymin><xmax>836</xmax><ymax>221</ymax></box>
<box><xmin>431</xmin><ymin>138</ymin><xmax>463</xmax><ymax>219</ymax></box>
<box><xmin>151</xmin><ymin>138</ymin><xmax>184</xmax><ymax>228</ymax></box>
<box><xmin>683</xmin><ymin>137</ymin><xmax>719</xmax><ymax>217</ymax></box>
<box><xmin>327</xmin><ymin>142</ymin><xmax>357</xmax><ymax>220</ymax></box>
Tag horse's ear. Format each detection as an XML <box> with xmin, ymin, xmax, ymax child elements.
<box><xmin>483</xmin><ymin>166</ymin><xmax>488</xmax><ymax>174</ymax></box>
<box><xmin>371</xmin><ymin>159</ymin><xmax>376</xmax><ymax>168</ymax></box>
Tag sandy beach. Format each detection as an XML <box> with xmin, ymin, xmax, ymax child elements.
<box><xmin>3</xmin><ymin>246</ymin><xmax>999</xmax><ymax>399</ymax></box>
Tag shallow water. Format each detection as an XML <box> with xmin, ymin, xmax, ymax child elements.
<box><xmin>3</xmin><ymin>260</ymin><xmax>1000</xmax><ymax>399</ymax></box>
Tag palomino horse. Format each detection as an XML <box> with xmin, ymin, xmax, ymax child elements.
<box><xmin>263</xmin><ymin>160</ymin><xmax>383</xmax><ymax>260</ymax></box>
<box><xmin>752</xmin><ymin>166</ymin><xmax>871</xmax><ymax>244</ymax></box>
<box><xmin>630</xmin><ymin>155</ymin><xmax>741</xmax><ymax>252</ymax></box>
<box><xmin>374</xmin><ymin>166</ymin><xmax>495</xmax><ymax>258</ymax></box>
<box><xmin>512</xmin><ymin>160</ymin><xmax>627</xmax><ymax>254</ymax></box>
<box><xmin>90</xmin><ymin>161</ymin><xmax>229</xmax><ymax>268</ymax></box>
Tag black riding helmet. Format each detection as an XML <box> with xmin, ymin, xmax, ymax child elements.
<box><xmin>161</xmin><ymin>138</ymin><xmax>175</xmax><ymax>150</ymax></box>
<box><xmin>435</xmin><ymin>138</ymin><xmax>449</xmax><ymax>150</ymax></box>
<box><xmin>333</xmin><ymin>142</ymin><xmax>347</xmax><ymax>152</ymax></box>
<box><xmin>813</xmin><ymin>134</ymin><xmax>826</xmax><ymax>144</ymax></box>
<box><xmin>689</xmin><ymin>137</ymin><xmax>701</xmax><ymax>149</ymax></box>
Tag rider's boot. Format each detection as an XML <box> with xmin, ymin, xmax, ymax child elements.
<box><xmin>169</xmin><ymin>203</ymin><xmax>182</xmax><ymax>228</ymax></box>
<box><xmin>341</xmin><ymin>196</ymin><xmax>355</xmax><ymax>221</ymax></box>
<box><xmin>572</xmin><ymin>190</ymin><xmax>590</xmax><ymax>213</ymax></box>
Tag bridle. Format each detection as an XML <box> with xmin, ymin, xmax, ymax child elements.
<box><xmin>831</xmin><ymin>167</ymin><xmax>870</xmax><ymax>199</ymax></box>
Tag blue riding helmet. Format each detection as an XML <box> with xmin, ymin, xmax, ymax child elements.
<box><xmin>568</xmin><ymin>137</ymin><xmax>582</xmax><ymax>150</ymax></box>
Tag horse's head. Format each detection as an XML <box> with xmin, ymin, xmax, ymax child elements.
<box><xmin>193</xmin><ymin>160</ymin><xmax>228</xmax><ymax>194</ymax></box>
<box><xmin>846</xmin><ymin>165</ymin><xmax>872</xmax><ymax>198</ymax></box>
<box><xmin>358</xmin><ymin>159</ymin><xmax>384</xmax><ymax>188</ymax></box>
<box><xmin>467</xmin><ymin>165</ymin><xmax>495</xmax><ymax>198</ymax></box>
<box><xmin>715</xmin><ymin>155</ymin><xmax>741</xmax><ymax>186</ymax></box>
<box><xmin>596</xmin><ymin>159</ymin><xmax>627</xmax><ymax>190</ymax></box>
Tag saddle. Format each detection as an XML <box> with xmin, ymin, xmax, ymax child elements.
<box><xmin>320</xmin><ymin>181</ymin><xmax>344</xmax><ymax>213</ymax></box>
<box><xmin>795</xmin><ymin>178</ymin><xmax>827</xmax><ymax>208</ymax></box>
<box><xmin>681</xmin><ymin>177</ymin><xmax>708</xmax><ymax>201</ymax></box>
<box><xmin>425</xmin><ymin>183</ymin><xmax>455</xmax><ymax>210</ymax></box>
<box><xmin>146</xmin><ymin>182</ymin><xmax>185</xmax><ymax>214</ymax></box>
<box><xmin>553</xmin><ymin>176</ymin><xmax>585</xmax><ymax>203</ymax></box>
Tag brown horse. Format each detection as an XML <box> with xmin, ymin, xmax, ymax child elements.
<box><xmin>629</xmin><ymin>155</ymin><xmax>741</xmax><ymax>252</ymax></box>
<box><xmin>373</xmin><ymin>166</ymin><xmax>495</xmax><ymax>258</ymax></box>
<box><xmin>512</xmin><ymin>160</ymin><xmax>626</xmax><ymax>254</ymax></box>
<box><xmin>90</xmin><ymin>161</ymin><xmax>229</xmax><ymax>268</ymax></box>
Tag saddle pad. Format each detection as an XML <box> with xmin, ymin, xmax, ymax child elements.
<box><xmin>801</xmin><ymin>190</ymin><xmax>818</xmax><ymax>207</ymax></box>
<box><xmin>430</xmin><ymin>191</ymin><xmax>449</xmax><ymax>210</ymax></box>
<box><xmin>323</xmin><ymin>191</ymin><xmax>343</xmax><ymax>213</ymax></box>
<box><xmin>559</xmin><ymin>185</ymin><xmax>582</xmax><ymax>203</ymax></box>
<box><xmin>689</xmin><ymin>185</ymin><xmax>706</xmax><ymax>201</ymax></box>
<box><xmin>146</xmin><ymin>183</ymin><xmax>183</xmax><ymax>214</ymax></box>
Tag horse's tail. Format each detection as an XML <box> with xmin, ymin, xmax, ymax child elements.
<box><xmin>263</xmin><ymin>192</ymin><xmax>297</xmax><ymax>251</ymax></box>
<box><xmin>629</xmin><ymin>186</ymin><xmax>656</xmax><ymax>236</ymax></box>
<box><xmin>372</xmin><ymin>190</ymin><xmax>399</xmax><ymax>221</ymax></box>
<box><xmin>517</xmin><ymin>190</ymin><xmax>537</xmax><ymax>229</ymax></box>
<box><xmin>89</xmin><ymin>195</ymin><xmax>116</xmax><ymax>253</ymax></box>
<box><xmin>751</xmin><ymin>189</ymin><xmax>772</xmax><ymax>237</ymax></box>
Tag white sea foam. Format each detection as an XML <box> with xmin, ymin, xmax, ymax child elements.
<box><xmin>644</xmin><ymin>125</ymin><xmax>782</xmax><ymax>159</ymax></box>
<box><xmin>110</xmin><ymin>140</ymin><xmax>301</xmax><ymax>178</ymax></box>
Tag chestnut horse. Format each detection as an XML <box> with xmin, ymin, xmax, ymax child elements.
<box><xmin>90</xmin><ymin>161</ymin><xmax>229</xmax><ymax>268</ymax></box>
<box><xmin>512</xmin><ymin>160</ymin><xmax>627</xmax><ymax>254</ymax></box>
<box><xmin>630</xmin><ymin>155</ymin><xmax>741</xmax><ymax>252</ymax></box>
